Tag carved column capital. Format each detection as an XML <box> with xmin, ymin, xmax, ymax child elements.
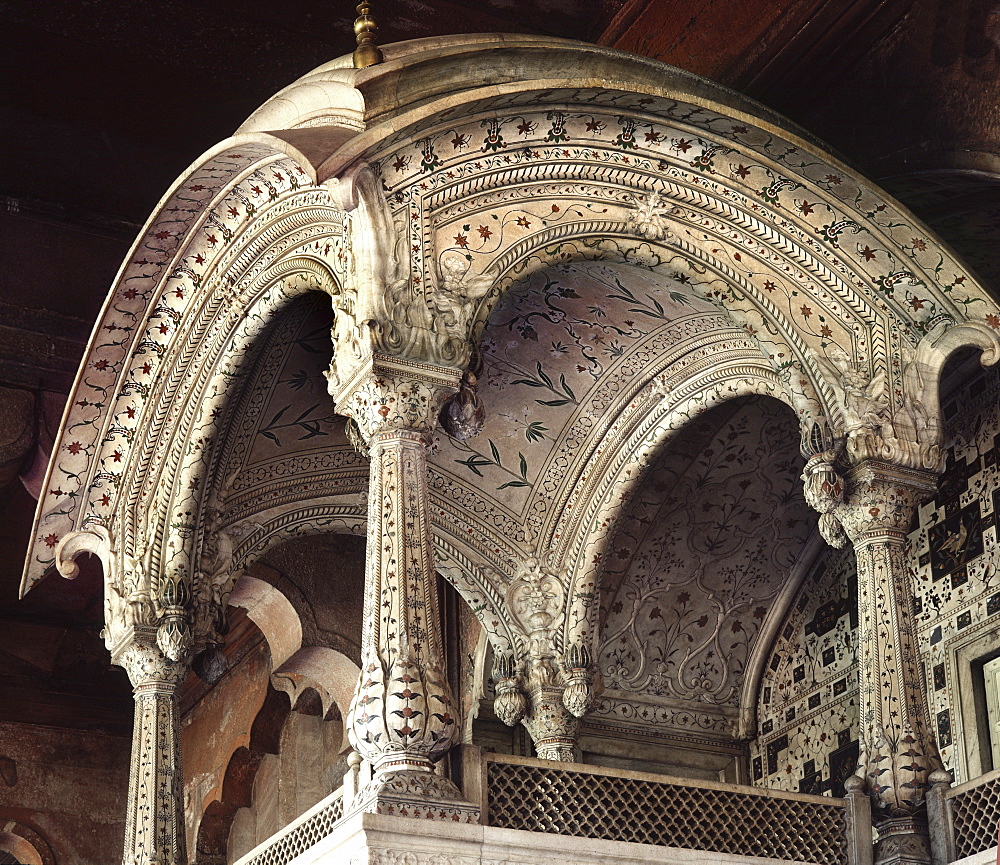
<box><xmin>327</xmin><ymin>353</ymin><xmax>461</xmax><ymax>441</ymax></box>
<box><xmin>803</xmin><ymin>455</ymin><xmax>937</xmax><ymax>548</ymax></box>
<box><xmin>836</xmin><ymin>461</ymin><xmax>937</xmax><ymax>544</ymax></box>
<box><xmin>113</xmin><ymin>628</ymin><xmax>188</xmax><ymax>691</ymax></box>
<box><xmin>523</xmin><ymin>692</ymin><xmax>580</xmax><ymax>762</ymax></box>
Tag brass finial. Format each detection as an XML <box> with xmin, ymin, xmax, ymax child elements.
<box><xmin>353</xmin><ymin>0</ymin><xmax>383</xmax><ymax>69</ymax></box>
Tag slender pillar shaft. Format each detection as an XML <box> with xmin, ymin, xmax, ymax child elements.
<box><xmin>349</xmin><ymin>428</ymin><xmax>458</xmax><ymax>772</ymax></box>
<box><xmin>117</xmin><ymin>638</ymin><xmax>188</xmax><ymax>865</ymax></box>
<box><xmin>336</xmin><ymin>359</ymin><xmax>478</xmax><ymax>821</ymax></box>
<box><xmin>837</xmin><ymin>465</ymin><xmax>942</xmax><ymax>865</ymax></box>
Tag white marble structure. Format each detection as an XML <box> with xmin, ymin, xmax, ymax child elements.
<box><xmin>19</xmin><ymin>34</ymin><xmax>1000</xmax><ymax>865</ymax></box>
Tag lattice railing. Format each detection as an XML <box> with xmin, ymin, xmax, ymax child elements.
<box><xmin>484</xmin><ymin>755</ymin><xmax>848</xmax><ymax>865</ymax></box>
<box><xmin>947</xmin><ymin>768</ymin><xmax>1000</xmax><ymax>859</ymax></box>
<box><xmin>234</xmin><ymin>786</ymin><xmax>345</xmax><ymax>865</ymax></box>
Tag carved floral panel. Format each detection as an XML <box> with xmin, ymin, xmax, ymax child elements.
<box><xmin>598</xmin><ymin>396</ymin><xmax>811</xmax><ymax>733</ymax></box>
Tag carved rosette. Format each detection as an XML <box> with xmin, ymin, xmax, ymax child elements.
<box><xmin>823</xmin><ymin>462</ymin><xmax>941</xmax><ymax>856</ymax></box>
<box><xmin>115</xmin><ymin>632</ymin><xmax>188</xmax><ymax>865</ymax></box>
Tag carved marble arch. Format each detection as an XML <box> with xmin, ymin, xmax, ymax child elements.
<box><xmin>223</xmin><ymin>503</ymin><xmax>520</xmax><ymax>659</ymax></box>
<box><xmin>19</xmin><ymin>139</ymin><xmax>353</xmax><ymax>670</ymax></box>
<box><xmin>556</xmin><ymin>353</ymin><xmax>802</xmax><ymax>709</ymax></box>
<box><xmin>310</xmin><ymin>37</ymin><xmax>1000</xmax><ymax>466</ymax></box>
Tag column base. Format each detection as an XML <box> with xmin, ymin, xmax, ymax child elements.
<box><xmin>350</xmin><ymin>770</ymin><xmax>480</xmax><ymax>823</ymax></box>
<box><xmin>875</xmin><ymin>818</ymin><xmax>932</xmax><ymax>865</ymax></box>
<box><xmin>523</xmin><ymin>691</ymin><xmax>580</xmax><ymax>761</ymax></box>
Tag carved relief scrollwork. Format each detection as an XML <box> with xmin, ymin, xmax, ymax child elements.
<box><xmin>506</xmin><ymin>555</ymin><xmax>566</xmax><ymax>696</ymax></box>
<box><xmin>189</xmin><ymin>482</ymin><xmax>237</xmax><ymax>682</ymax></box>
<box><xmin>104</xmin><ymin>531</ymin><xmax>157</xmax><ymax>652</ymax></box>
<box><xmin>327</xmin><ymin>166</ymin><xmax>494</xmax><ymax>391</ymax></box>
<box><xmin>816</xmin><ymin>344</ymin><xmax>945</xmax><ymax>475</ymax></box>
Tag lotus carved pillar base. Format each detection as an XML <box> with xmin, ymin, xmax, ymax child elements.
<box><xmin>809</xmin><ymin>459</ymin><xmax>942</xmax><ymax>865</ymax></box>
<box><xmin>113</xmin><ymin>627</ymin><xmax>189</xmax><ymax>865</ymax></box>
<box><xmin>332</xmin><ymin>356</ymin><xmax>478</xmax><ymax>821</ymax></box>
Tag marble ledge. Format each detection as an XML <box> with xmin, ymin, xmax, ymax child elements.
<box><xmin>293</xmin><ymin>810</ymin><xmax>825</xmax><ymax>865</ymax></box>
<box><xmin>951</xmin><ymin>847</ymin><xmax>998</xmax><ymax>865</ymax></box>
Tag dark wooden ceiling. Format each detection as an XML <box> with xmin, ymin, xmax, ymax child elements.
<box><xmin>0</xmin><ymin>0</ymin><xmax>998</xmax><ymax>734</ymax></box>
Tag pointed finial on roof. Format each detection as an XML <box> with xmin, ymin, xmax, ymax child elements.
<box><xmin>353</xmin><ymin>0</ymin><xmax>383</xmax><ymax>69</ymax></box>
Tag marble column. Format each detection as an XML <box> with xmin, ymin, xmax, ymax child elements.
<box><xmin>835</xmin><ymin>461</ymin><xmax>943</xmax><ymax>865</ymax></box>
<box><xmin>334</xmin><ymin>356</ymin><xmax>479</xmax><ymax>821</ymax></box>
<box><xmin>523</xmin><ymin>691</ymin><xmax>580</xmax><ymax>761</ymax></box>
<box><xmin>113</xmin><ymin>627</ymin><xmax>189</xmax><ymax>865</ymax></box>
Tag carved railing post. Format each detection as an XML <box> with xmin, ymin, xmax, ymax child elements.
<box><xmin>806</xmin><ymin>456</ymin><xmax>942</xmax><ymax>865</ymax></box>
<box><xmin>845</xmin><ymin>773</ymin><xmax>875</xmax><ymax>865</ymax></box>
<box><xmin>332</xmin><ymin>355</ymin><xmax>479</xmax><ymax>821</ymax></box>
<box><xmin>113</xmin><ymin>627</ymin><xmax>189</xmax><ymax>865</ymax></box>
<box><xmin>926</xmin><ymin>770</ymin><xmax>955</xmax><ymax>865</ymax></box>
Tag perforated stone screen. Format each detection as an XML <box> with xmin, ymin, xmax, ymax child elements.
<box><xmin>486</xmin><ymin>760</ymin><xmax>848</xmax><ymax>865</ymax></box>
<box><xmin>951</xmin><ymin>774</ymin><xmax>1000</xmax><ymax>859</ymax></box>
<box><xmin>239</xmin><ymin>794</ymin><xmax>344</xmax><ymax>865</ymax></box>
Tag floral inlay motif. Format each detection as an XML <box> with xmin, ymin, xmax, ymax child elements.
<box><xmin>599</xmin><ymin>397</ymin><xmax>810</xmax><ymax>725</ymax></box>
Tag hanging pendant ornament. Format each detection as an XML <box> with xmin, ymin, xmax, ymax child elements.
<box><xmin>353</xmin><ymin>0</ymin><xmax>384</xmax><ymax>68</ymax></box>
